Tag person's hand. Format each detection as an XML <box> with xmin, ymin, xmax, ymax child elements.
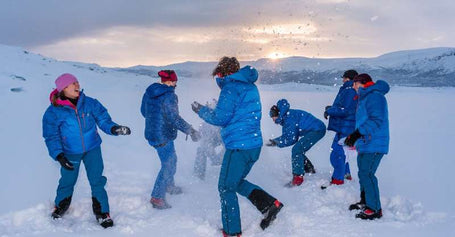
<box><xmin>190</xmin><ymin>128</ymin><xmax>201</xmax><ymax>142</ymax></box>
<box><xmin>344</xmin><ymin>129</ymin><xmax>362</xmax><ymax>147</ymax></box>
<box><xmin>266</xmin><ymin>139</ymin><xmax>277</xmax><ymax>147</ymax></box>
<box><xmin>111</xmin><ymin>125</ymin><xmax>131</xmax><ymax>135</ymax></box>
<box><xmin>191</xmin><ymin>101</ymin><xmax>203</xmax><ymax>114</ymax></box>
<box><xmin>56</xmin><ymin>153</ymin><xmax>74</xmax><ymax>170</ymax></box>
<box><xmin>324</xmin><ymin>105</ymin><xmax>331</xmax><ymax>119</ymax></box>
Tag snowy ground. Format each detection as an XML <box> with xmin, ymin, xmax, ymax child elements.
<box><xmin>1</xmin><ymin>47</ymin><xmax>455</xmax><ymax>236</ymax></box>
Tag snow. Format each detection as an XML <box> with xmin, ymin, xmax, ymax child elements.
<box><xmin>1</xmin><ymin>45</ymin><xmax>455</xmax><ymax>236</ymax></box>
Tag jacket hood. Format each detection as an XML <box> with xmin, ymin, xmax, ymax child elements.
<box><xmin>275</xmin><ymin>99</ymin><xmax>290</xmax><ymax>124</ymax></box>
<box><xmin>146</xmin><ymin>83</ymin><xmax>175</xmax><ymax>98</ymax></box>
<box><xmin>359</xmin><ymin>80</ymin><xmax>390</xmax><ymax>97</ymax></box>
<box><xmin>216</xmin><ymin>65</ymin><xmax>258</xmax><ymax>89</ymax></box>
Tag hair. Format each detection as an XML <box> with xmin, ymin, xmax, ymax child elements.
<box><xmin>51</xmin><ymin>91</ymin><xmax>65</xmax><ymax>106</ymax></box>
<box><xmin>212</xmin><ymin>56</ymin><xmax>240</xmax><ymax>77</ymax></box>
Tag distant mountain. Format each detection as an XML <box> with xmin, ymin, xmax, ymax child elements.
<box><xmin>119</xmin><ymin>47</ymin><xmax>455</xmax><ymax>87</ymax></box>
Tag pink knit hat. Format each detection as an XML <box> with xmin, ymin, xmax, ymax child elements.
<box><xmin>55</xmin><ymin>73</ymin><xmax>79</xmax><ymax>92</ymax></box>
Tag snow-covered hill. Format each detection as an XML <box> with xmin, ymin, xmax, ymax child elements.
<box><xmin>119</xmin><ymin>47</ymin><xmax>455</xmax><ymax>87</ymax></box>
<box><xmin>1</xmin><ymin>44</ymin><xmax>455</xmax><ymax>236</ymax></box>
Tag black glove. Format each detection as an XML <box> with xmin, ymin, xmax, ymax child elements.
<box><xmin>56</xmin><ymin>153</ymin><xmax>74</xmax><ymax>170</ymax></box>
<box><xmin>266</xmin><ymin>139</ymin><xmax>277</xmax><ymax>147</ymax></box>
<box><xmin>324</xmin><ymin>105</ymin><xmax>331</xmax><ymax>119</ymax></box>
<box><xmin>111</xmin><ymin>125</ymin><xmax>131</xmax><ymax>135</ymax></box>
<box><xmin>191</xmin><ymin>101</ymin><xmax>203</xmax><ymax>114</ymax></box>
<box><xmin>190</xmin><ymin>128</ymin><xmax>201</xmax><ymax>142</ymax></box>
<box><xmin>344</xmin><ymin>129</ymin><xmax>362</xmax><ymax>147</ymax></box>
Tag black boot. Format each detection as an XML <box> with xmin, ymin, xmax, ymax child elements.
<box><xmin>92</xmin><ymin>197</ymin><xmax>114</xmax><ymax>228</ymax></box>
<box><xmin>349</xmin><ymin>191</ymin><xmax>366</xmax><ymax>211</ymax></box>
<box><xmin>304</xmin><ymin>159</ymin><xmax>316</xmax><ymax>174</ymax></box>
<box><xmin>248</xmin><ymin>189</ymin><xmax>284</xmax><ymax>230</ymax></box>
<box><xmin>51</xmin><ymin>196</ymin><xmax>72</xmax><ymax>219</ymax></box>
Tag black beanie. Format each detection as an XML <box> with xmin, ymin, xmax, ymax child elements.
<box><xmin>342</xmin><ymin>70</ymin><xmax>358</xmax><ymax>80</ymax></box>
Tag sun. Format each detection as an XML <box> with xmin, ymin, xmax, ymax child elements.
<box><xmin>267</xmin><ymin>52</ymin><xmax>286</xmax><ymax>60</ymax></box>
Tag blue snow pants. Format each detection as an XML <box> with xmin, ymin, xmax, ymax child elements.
<box><xmin>357</xmin><ymin>152</ymin><xmax>384</xmax><ymax>211</ymax></box>
<box><xmin>218</xmin><ymin>147</ymin><xmax>262</xmax><ymax>235</ymax></box>
<box><xmin>55</xmin><ymin>146</ymin><xmax>109</xmax><ymax>213</ymax></box>
<box><xmin>291</xmin><ymin>130</ymin><xmax>326</xmax><ymax>175</ymax></box>
<box><xmin>151</xmin><ymin>141</ymin><xmax>177</xmax><ymax>199</ymax></box>
<box><xmin>330</xmin><ymin>133</ymin><xmax>351</xmax><ymax>181</ymax></box>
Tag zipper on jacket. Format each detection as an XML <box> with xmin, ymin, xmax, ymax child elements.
<box><xmin>75</xmin><ymin>109</ymin><xmax>86</xmax><ymax>152</ymax></box>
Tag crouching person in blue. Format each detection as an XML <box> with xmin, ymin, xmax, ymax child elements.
<box><xmin>267</xmin><ymin>99</ymin><xmax>326</xmax><ymax>187</ymax></box>
<box><xmin>42</xmin><ymin>73</ymin><xmax>131</xmax><ymax>228</ymax></box>
<box><xmin>141</xmin><ymin>70</ymin><xmax>200</xmax><ymax>209</ymax></box>
<box><xmin>345</xmin><ymin>73</ymin><xmax>390</xmax><ymax>220</ymax></box>
<box><xmin>323</xmin><ymin>70</ymin><xmax>359</xmax><ymax>186</ymax></box>
<box><xmin>192</xmin><ymin>57</ymin><xmax>283</xmax><ymax>236</ymax></box>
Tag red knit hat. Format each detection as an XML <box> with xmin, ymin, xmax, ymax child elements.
<box><xmin>158</xmin><ymin>70</ymin><xmax>178</xmax><ymax>82</ymax></box>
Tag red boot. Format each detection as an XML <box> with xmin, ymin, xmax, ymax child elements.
<box><xmin>285</xmin><ymin>174</ymin><xmax>304</xmax><ymax>187</ymax></box>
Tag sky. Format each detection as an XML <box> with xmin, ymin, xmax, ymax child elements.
<box><xmin>1</xmin><ymin>0</ymin><xmax>454</xmax><ymax>67</ymax></box>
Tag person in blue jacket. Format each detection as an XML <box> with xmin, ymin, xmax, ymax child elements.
<box><xmin>191</xmin><ymin>57</ymin><xmax>283</xmax><ymax>236</ymax></box>
<box><xmin>323</xmin><ymin>70</ymin><xmax>359</xmax><ymax>186</ymax></box>
<box><xmin>42</xmin><ymin>73</ymin><xmax>131</xmax><ymax>228</ymax></box>
<box><xmin>141</xmin><ymin>70</ymin><xmax>200</xmax><ymax>209</ymax></box>
<box><xmin>344</xmin><ymin>73</ymin><xmax>390</xmax><ymax>220</ymax></box>
<box><xmin>267</xmin><ymin>99</ymin><xmax>326</xmax><ymax>187</ymax></box>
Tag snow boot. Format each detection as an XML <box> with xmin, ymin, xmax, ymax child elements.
<box><xmin>222</xmin><ymin>230</ymin><xmax>241</xmax><ymax>237</ymax></box>
<box><xmin>260</xmin><ymin>200</ymin><xmax>284</xmax><ymax>230</ymax></box>
<box><xmin>166</xmin><ymin>185</ymin><xmax>183</xmax><ymax>195</ymax></box>
<box><xmin>355</xmin><ymin>208</ymin><xmax>382</xmax><ymax>220</ymax></box>
<box><xmin>321</xmin><ymin>177</ymin><xmax>344</xmax><ymax>189</ymax></box>
<box><xmin>247</xmin><ymin>189</ymin><xmax>283</xmax><ymax>230</ymax></box>
<box><xmin>92</xmin><ymin>197</ymin><xmax>114</xmax><ymax>228</ymax></box>
<box><xmin>150</xmin><ymin>197</ymin><xmax>172</xmax><ymax>209</ymax></box>
<box><xmin>348</xmin><ymin>191</ymin><xmax>366</xmax><ymax>211</ymax></box>
<box><xmin>96</xmin><ymin>213</ymin><xmax>114</xmax><ymax>228</ymax></box>
<box><xmin>285</xmin><ymin>174</ymin><xmax>304</xmax><ymax>187</ymax></box>
<box><xmin>304</xmin><ymin>158</ymin><xmax>316</xmax><ymax>174</ymax></box>
<box><xmin>51</xmin><ymin>196</ymin><xmax>72</xmax><ymax>219</ymax></box>
<box><xmin>345</xmin><ymin>173</ymin><xmax>352</xmax><ymax>180</ymax></box>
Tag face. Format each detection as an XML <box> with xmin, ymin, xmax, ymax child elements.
<box><xmin>342</xmin><ymin>77</ymin><xmax>350</xmax><ymax>83</ymax></box>
<box><xmin>353</xmin><ymin>81</ymin><xmax>363</xmax><ymax>92</ymax></box>
<box><xmin>163</xmin><ymin>81</ymin><xmax>177</xmax><ymax>87</ymax></box>
<box><xmin>62</xmin><ymin>82</ymin><xmax>80</xmax><ymax>99</ymax></box>
<box><xmin>272</xmin><ymin>116</ymin><xmax>278</xmax><ymax>123</ymax></box>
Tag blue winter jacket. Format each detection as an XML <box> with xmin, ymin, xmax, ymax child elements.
<box><xmin>42</xmin><ymin>91</ymin><xmax>117</xmax><ymax>160</ymax></box>
<box><xmin>198</xmin><ymin>66</ymin><xmax>263</xmax><ymax>150</ymax></box>
<box><xmin>327</xmin><ymin>80</ymin><xmax>358</xmax><ymax>136</ymax></box>
<box><xmin>355</xmin><ymin>80</ymin><xmax>390</xmax><ymax>154</ymax></box>
<box><xmin>141</xmin><ymin>83</ymin><xmax>192</xmax><ymax>146</ymax></box>
<box><xmin>273</xmin><ymin>99</ymin><xmax>326</xmax><ymax>148</ymax></box>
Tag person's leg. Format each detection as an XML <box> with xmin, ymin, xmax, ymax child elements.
<box><xmin>83</xmin><ymin>147</ymin><xmax>110</xmax><ymax>214</ymax></box>
<box><xmin>357</xmin><ymin>153</ymin><xmax>383</xmax><ymax>211</ymax></box>
<box><xmin>151</xmin><ymin>142</ymin><xmax>176</xmax><ymax>199</ymax></box>
<box><xmin>292</xmin><ymin>130</ymin><xmax>326</xmax><ymax>176</ymax></box>
<box><xmin>55</xmin><ymin>153</ymin><xmax>82</xmax><ymax>207</ymax></box>
<box><xmin>194</xmin><ymin>144</ymin><xmax>208</xmax><ymax>180</ymax></box>
<box><xmin>330</xmin><ymin>134</ymin><xmax>346</xmax><ymax>181</ymax></box>
<box><xmin>219</xmin><ymin>148</ymin><xmax>262</xmax><ymax>235</ymax></box>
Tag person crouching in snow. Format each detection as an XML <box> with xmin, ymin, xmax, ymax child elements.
<box><xmin>323</xmin><ymin>69</ymin><xmax>359</xmax><ymax>187</ymax></box>
<box><xmin>267</xmin><ymin>99</ymin><xmax>326</xmax><ymax>187</ymax></box>
<box><xmin>193</xmin><ymin>99</ymin><xmax>224</xmax><ymax>180</ymax></box>
<box><xmin>344</xmin><ymin>73</ymin><xmax>390</xmax><ymax>220</ymax></box>
<box><xmin>42</xmin><ymin>73</ymin><xmax>131</xmax><ymax>228</ymax></box>
<box><xmin>191</xmin><ymin>57</ymin><xmax>283</xmax><ymax>236</ymax></box>
<box><xmin>141</xmin><ymin>70</ymin><xmax>200</xmax><ymax>209</ymax></box>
